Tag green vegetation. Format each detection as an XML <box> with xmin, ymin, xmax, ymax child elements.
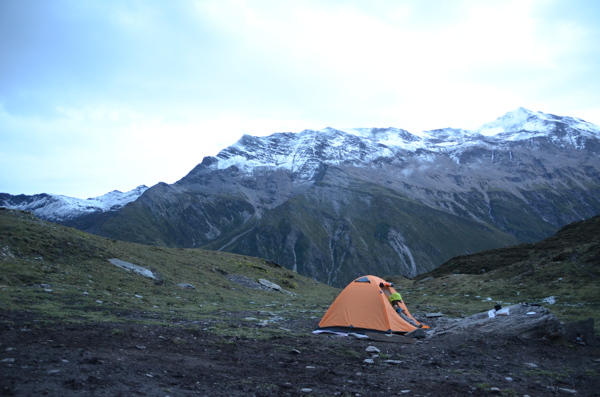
<box><xmin>398</xmin><ymin>215</ymin><xmax>600</xmax><ymax>325</ymax></box>
<box><xmin>524</xmin><ymin>367</ymin><xmax>573</xmax><ymax>381</ymax></box>
<box><xmin>0</xmin><ymin>209</ymin><xmax>338</xmax><ymax>330</ymax></box>
<box><xmin>1</xmin><ymin>208</ymin><xmax>598</xmax><ymax>333</ymax></box>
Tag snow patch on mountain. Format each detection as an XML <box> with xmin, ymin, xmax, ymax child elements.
<box><xmin>476</xmin><ymin>107</ymin><xmax>600</xmax><ymax>138</ymax></box>
<box><xmin>5</xmin><ymin>107</ymin><xmax>599</xmax><ymax>223</ymax></box>
<box><xmin>0</xmin><ymin>185</ymin><xmax>149</xmax><ymax>221</ymax></box>
<box><xmin>212</xmin><ymin>107</ymin><xmax>599</xmax><ymax>176</ymax></box>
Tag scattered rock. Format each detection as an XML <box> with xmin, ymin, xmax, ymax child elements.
<box><xmin>563</xmin><ymin>318</ymin><xmax>599</xmax><ymax>347</ymax></box>
<box><xmin>384</xmin><ymin>360</ymin><xmax>406</xmax><ymax>365</ymax></box>
<box><xmin>405</xmin><ymin>328</ymin><xmax>426</xmax><ymax>339</ymax></box>
<box><xmin>365</xmin><ymin>346</ymin><xmax>380</xmax><ymax>353</ymax></box>
<box><xmin>226</xmin><ymin>274</ymin><xmax>269</xmax><ymax>290</ymax></box>
<box><xmin>259</xmin><ymin>279</ymin><xmax>282</xmax><ymax>291</ymax></box>
<box><xmin>108</xmin><ymin>259</ymin><xmax>156</xmax><ymax>279</ymax></box>
<box><xmin>363</xmin><ymin>359</ymin><xmax>375</xmax><ymax>364</ymax></box>
<box><xmin>176</xmin><ymin>283</ymin><xmax>196</xmax><ymax>289</ymax></box>
<box><xmin>426</xmin><ymin>312</ymin><xmax>443</xmax><ymax>318</ymax></box>
<box><xmin>437</xmin><ymin>304</ymin><xmax>564</xmax><ymax>340</ymax></box>
<box><xmin>558</xmin><ymin>388</ymin><xmax>577</xmax><ymax>394</ymax></box>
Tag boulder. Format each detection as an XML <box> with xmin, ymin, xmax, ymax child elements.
<box><xmin>258</xmin><ymin>279</ymin><xmax>282</xmax><ymax>291</ymax></box>
<box><xmin>436</xmin><ymin>304</ymin><xmax>564</xmax><ymax>340</ymax></box>
<box><xmin>405</xmin><ymin>328</ymin><xmax>427</xmax><ymax>339</ymax></box>
<box><xmin>108</xmin><ymin>258</ymin><xmax>156</xmax><ymax>279</ymax></box>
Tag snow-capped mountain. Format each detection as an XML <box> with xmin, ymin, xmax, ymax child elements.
<box><xmin>208</xmin><ymin>107</ymin><xmax>599</xmax><ymax>175</ymax></box>
<box><xmin>2</xmin><ymin>108</ymin><xmax>599</xmax><ymax>287</ymax></box>
<box><xmin>0</xmin><ymin>185</ymin><xmax>149</xmax><ymax>221</ymax></box>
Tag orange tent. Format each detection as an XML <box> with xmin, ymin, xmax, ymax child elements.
<box><xmin>317</xmin><ymin>275</ymin><xmax>428</xmax><ymax>334</ymax></box>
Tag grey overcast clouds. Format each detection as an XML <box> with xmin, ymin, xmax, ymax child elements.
<box><xmin>1</xmin><ymin>0</ymin><xmax>599</xmax><ymax>199</ymax></box>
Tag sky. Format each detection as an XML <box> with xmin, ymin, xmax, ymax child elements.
<box><xmin>1</xmin><ymin>0</ymin><xmax>599</xmax><ymax>199</ymax></box>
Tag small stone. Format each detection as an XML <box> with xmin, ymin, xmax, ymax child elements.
<box><xmin>47</xmin><ymin>369</ymin><xmax>60</xmax><ymax>374</ymax></box>
<box><xmin>300</xmin><ymin>388</ymin><xmax>312</xmax><ymax>393</ymax></box>
<box><xmin>490</xmin><ymin>387</ymin><xmax>501</xmax><ymax>394</ymax></box>
<box><xmin>558</xmin><ymin>388</ymin><xmax>577</xmax><ymax>394</ymax></box>
<box><xmin>505</xmin><ymin>377</ymin><xmax>513</xmax><ymax>381</ymax></box>
<box><xmin>363</xmin><ymin>359</ymin><xmax>375</xmax><ymax>364</ymax></box>
<box><xmin>384</xmin><ymin>360</ymin><xmax>406</xmax><ymax>365</ymax></box>
<box><xmin>525</xmin><ymin>363</ymin><xmax>538</xmax><ymax>368</ymax></box>
<box><xmin>426</xmin><ymin>312</ymin><xmax>443</xmax><ymax>318</ymax></box>
<box><xmin>365</xmin><ymin>346</ymin><xmax>380</xmax><ymax>353</ymax></box>
<box><xmin>1</xmin><ymin>358</ymin><xmax>15</xmax><ymax>363</ymax></box>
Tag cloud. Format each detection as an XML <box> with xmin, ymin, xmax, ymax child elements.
<box><xmin>0</xmin><ymin>0</ymin><xmax>599</xmax><ymax>198</ymax></box>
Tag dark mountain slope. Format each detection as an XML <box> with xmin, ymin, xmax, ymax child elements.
<box><xmin>3</xmin><ymin>108</ymin><xmax>600</xmax><ymax>287</ymax></box>
<box><xmin>417</xmin><ymin>214</ymin><xmax>600</xmax><ymax>279</ymax></box>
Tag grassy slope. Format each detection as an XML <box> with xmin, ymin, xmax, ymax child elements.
<box><xmin>1</xmin><ymin>208</ymin><xmax>597</xmax><ymax>333</ymax></box>
<box><xmin>393</xmin><ymin>215</ymin><xmax>600</xmax><ymax>325</ymax></box>
<box><xmin>0</xmin><ymin>209</ymin><xmax>339</xmax><ymax>338</ymax></box>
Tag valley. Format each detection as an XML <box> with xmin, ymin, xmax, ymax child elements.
<box><xmin>1</xmin><ymin>208</ymin><xmax>599</xmax><ymax>396</ymax></box>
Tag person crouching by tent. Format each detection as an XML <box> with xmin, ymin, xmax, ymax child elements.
<box><xmin>388</xmin><ymin>293</ymin><xmax>423</xmax><ymax>328</ymax></box>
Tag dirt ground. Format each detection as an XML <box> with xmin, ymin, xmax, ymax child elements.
<box><xmin>1</xmin><ymin>311</ymin><xmax>599</xmax><ymax>397</ymax></box>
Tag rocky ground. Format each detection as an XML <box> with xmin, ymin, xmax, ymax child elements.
<box><xmin>1</xmin><ymin>309</ymin><xmax>599</xmax><ymax>397</ymax></box>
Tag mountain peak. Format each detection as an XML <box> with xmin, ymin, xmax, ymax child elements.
<box><xmin>476</xmin><ymin>107</ymin><xmax>543</xmax><ymax>136</ymax></box>
<box><xmin>475</xmin><ymin>107</ymin><xmax>600</xmax><ymax>139</ymax></box>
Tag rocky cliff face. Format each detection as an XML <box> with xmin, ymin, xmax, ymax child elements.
<box><xmin>3</xmin><ymin>108</ymin><xmax>599</xmax><ymax>286</ymax></box>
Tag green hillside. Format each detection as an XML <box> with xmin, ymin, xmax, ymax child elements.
<box><xmin>392</xmin><ymin>215</ymin><xmax>600</xmax><ymax>325</ymax></box>
<box><xmin>0</xmin><ymin>208</ymin><xmax>339</xmax><ymax>337</ymax></box>
<box><xmin>1</xmin><ymin>208</ymin><xmax>598</xmax><ymax>333</ymax></box>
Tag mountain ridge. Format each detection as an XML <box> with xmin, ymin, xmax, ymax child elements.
<box><xmin>2</xmin><ymin>108</ymin><xmax>599</xmax><ymax>286</ymax></box>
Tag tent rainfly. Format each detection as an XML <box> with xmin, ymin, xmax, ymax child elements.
<box><xmin>317</xmin><ymin>275</ymin><xmax>428</xmax><ymax>334</ymax></box>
